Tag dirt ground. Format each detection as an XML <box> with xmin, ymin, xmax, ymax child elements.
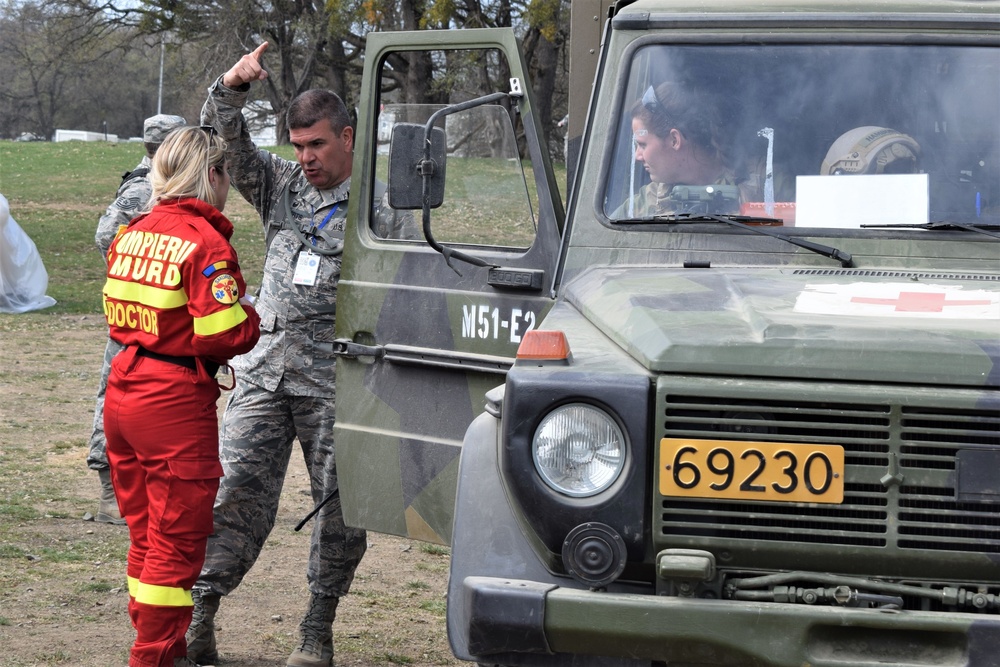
<box><xmin>0</xmin><ymin>314</ymin><xmax>464</xmax><ymax>667</ymax></box>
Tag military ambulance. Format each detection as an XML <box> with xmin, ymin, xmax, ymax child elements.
<box><xmin>332</xmin><ymin>1</ymin><xmax>1000</xmax><ymax>665</ymax></box>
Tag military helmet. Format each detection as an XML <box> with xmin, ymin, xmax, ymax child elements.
<box><xmin>143</xmin><ymin>114</ymin><xmax>187</xmax><ymax>144</ymax></box>
<box><xmin>821</xmin><ymin>126</ymin><xmax>921</xmax><ymax>175</ymax></box>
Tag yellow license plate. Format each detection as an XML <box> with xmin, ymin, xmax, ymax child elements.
<box><xmin>659</xmin><ymin>438</ymin><xmax>845</xmax><ymax>504</ymax></box>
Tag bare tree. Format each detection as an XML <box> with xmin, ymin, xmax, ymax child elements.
<box><xmin>520</xmin><ymin>0</ymin><xmax>567</xmax><ymax>156</ymax></box>
<box><xmin>417</xmin><ymin>0</ymin><xmax>569</xmax><ymax>157</ymax></box>
<box><xmin>0</xmin><ymin>1</ymin><xmax>142</xmax><ymax>139</ymax></box>
<box><xmin>55</xmin><ymin>0</ymin><xmax>372</xmax><ymax>143</ymax></box>
<box><xmin>1</xmin><ymin>0</ymin><xmax>570</xmax><ymax>156</ymax></box>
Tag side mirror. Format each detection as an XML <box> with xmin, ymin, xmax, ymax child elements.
<box><xmin>387</xmin><ymin>123</ymin><xmax>446</xmax><ymax>210</ymax></box>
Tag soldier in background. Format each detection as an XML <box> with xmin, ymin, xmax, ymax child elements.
<box><xmin>88</xmin><ymin>113</ymin><xmax>187</xmax><ymax>524</ymax></box>
<box><xmin>186</xmin><ymin>42</ymin><xmax>368</xmax><ymax>667</ymax></box>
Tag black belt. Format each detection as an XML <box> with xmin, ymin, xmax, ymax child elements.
<box><xmin>135</xmin><ymin>347</ymin><xmax>219</xmax><ymax>377</ymax></box>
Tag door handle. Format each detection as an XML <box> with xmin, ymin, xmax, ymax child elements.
<box><xmin>333</xmin><ymin>338</ymin><xmax>384</xmax><ymax>360</ymax></box>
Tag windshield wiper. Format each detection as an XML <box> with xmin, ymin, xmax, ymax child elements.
<box><xmin>649</xmin><ymin>213</ymin><xmax>855</xmax><ymax>268</ymax></box>
<box><xmin>862</xmin><ymin>221</ymin><xmax>1000</xmax><ymax>240</ymax></box>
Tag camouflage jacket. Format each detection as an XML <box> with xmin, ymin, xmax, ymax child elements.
<box><xmin>615</xmin><ymin>170</ymin><xmax>762</xmax><ymax>219</ymax></box>
<box><xmin>95</xmin><ymin>156</ymin><xmax>153</xmax><ymax>262</ymax></box>
<box><xmin>201</xmin><ymin>78</ymin><xmax>349</xmax><ymax>397</ymax></box>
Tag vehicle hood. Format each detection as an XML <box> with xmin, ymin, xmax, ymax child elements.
<box><xmin>563</xmin><ymin>267</ymin><xmax>1000</xmax><ymax>387</ymax></box>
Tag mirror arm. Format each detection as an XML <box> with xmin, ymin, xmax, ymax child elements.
<box><xmin>420</xmin><ymin>91</ymin><xmax>513</xmax><ymax>275</ymax></box>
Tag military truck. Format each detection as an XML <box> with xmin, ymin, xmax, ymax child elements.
<box><xmin>331</xmin><ymin>1</ymin><xmax>1000</xmax><ymax>665</ymax></box>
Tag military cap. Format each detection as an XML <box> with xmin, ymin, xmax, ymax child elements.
<box><xmin>143</xmin><ymin>114</ymin><xmax>187</xmax><ymax>144</ymax></box>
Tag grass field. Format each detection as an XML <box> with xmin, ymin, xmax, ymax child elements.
<box><xmin>0</xmin><ymin>140</ymin><xmax>295</xmax><ymax>318</ymax></box>
<box><xmin>0</xmin><ymin>140</ymin><xmax>564</xmax><ymax>318</ymax></box>
<box><xmin>0</xmin><ymin>140</ymin><xmax>465</xmax><ymax>667</ymax></box>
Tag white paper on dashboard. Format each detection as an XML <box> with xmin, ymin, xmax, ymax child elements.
<box><xmin>796</xmin><ymin>174</ymin><xmax>929</xmax><ymax>228</ymax></box>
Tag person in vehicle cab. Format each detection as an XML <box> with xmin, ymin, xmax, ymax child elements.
<box><xmin>188</xmin><ymin>41</ymin><xmax>369</xmax><ymax>667</ymax></box>
<box><xmin>102</xmin><ymin>125</ymin><xmax>261</xmax><ymax>667</ymax></box>
<box><xmin>619</xmin><ymin>82</ymin><xmax>766</xmax><ymax>217</ymax></box>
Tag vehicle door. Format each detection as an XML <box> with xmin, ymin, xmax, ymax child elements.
<box><xmin>334</xmin><ymin>28</ymin><xmax>564</xmax><ymax>544</ymax></box>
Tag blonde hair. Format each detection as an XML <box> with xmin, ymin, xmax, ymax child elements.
<box><xmin>148</xmin><ymin>126</ymin><xmax>228</xmax><ymax>209</ymax></box>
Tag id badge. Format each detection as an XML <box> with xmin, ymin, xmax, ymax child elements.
<box><xmin>293</xmin><ymin>250</ymin><xmax>320</xmax><ymax>286</ymax></box>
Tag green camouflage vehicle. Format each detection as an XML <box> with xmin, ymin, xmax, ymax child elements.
<box><xmin>332</xmin><ymin>1</ymin><xmax>1000</xmax><ymax>665</ymax></box>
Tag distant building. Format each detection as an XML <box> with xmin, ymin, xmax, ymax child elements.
<box><xmin>54</xmin><ymin>130</ymin><xmax>119</xmax><ymax>142</ymax></box>
<box><xmin>245</xmin><ymin>101</ymin><xmax>277</xmax><ymax>146</ymax></box>
<box><xmin>377</xmin><ymin>107</ymin><xmax>397</xmax><ymax>155</ymax></box>
<box><xmin>50</xmin><ymin>102</ymin><xmax>277</xmax><ymax>145</ymax></box>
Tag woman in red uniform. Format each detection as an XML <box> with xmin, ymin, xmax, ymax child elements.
<box><xmin>102</xmin><ymin>125</ymin><xmax>261</xmax><ymax>667</ymax></box>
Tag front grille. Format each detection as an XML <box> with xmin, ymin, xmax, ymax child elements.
<box><xmin>899</xmin><ymin>406</ymin><xmax>1000</xmax><ymax>552</ymax></box>
<box><xmin>656</xmin><ymin>377</ymin><xmax>1000</xmax><ymax>579</ymax></box>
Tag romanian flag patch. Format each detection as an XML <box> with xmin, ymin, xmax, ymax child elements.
<box><xmin>202</xmin><ymin>260</ymin><xmax>232</xmax><ymax>277</ymax></box>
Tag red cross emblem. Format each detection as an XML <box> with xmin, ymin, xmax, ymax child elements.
<box><xmin>851</xmin><ymin>291</ymin><xmax>993</xmax><ymax>312</ymax></box>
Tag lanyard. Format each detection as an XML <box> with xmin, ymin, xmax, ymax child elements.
<box><xmin>310</xmin><ymin>203</ymin><xmax>340</xmax><ymax>245</ymax></box>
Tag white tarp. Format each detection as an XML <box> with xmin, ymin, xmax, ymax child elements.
<box><xmin>0</xmin><ymin>193</ymin><xmax>57</xmax><ymax>313</ymax></box>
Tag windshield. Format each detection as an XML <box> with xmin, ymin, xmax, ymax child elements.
<box><xmin>604</xmin><ymin>44</ymin><xmax>999</xmax><ymax>229</ymax></box>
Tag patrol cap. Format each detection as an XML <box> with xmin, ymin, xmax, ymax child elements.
<box><xmin>143</xmin><ymin>114</ymin><xmax>187</xmax><ymax>144</ymax></box>
<box><xmin>821</xmin><ymin>126</ymin><xmax>920</xmax><ymax>175</ymax></box>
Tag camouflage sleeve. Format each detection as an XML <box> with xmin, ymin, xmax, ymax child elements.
<box><xmin>372</xmin><ymin>190</ymin><xmax>421</xmax><ymax>241</ymax></box>
<box><xmin>201</xmin><ymin>77</ymin><xmax>300</xmax><ymax>226</ymax></box>
<box><xmin>95</xmin><ymin>177</ymin><xmax>152</xmax><ymax>263</ymax></box>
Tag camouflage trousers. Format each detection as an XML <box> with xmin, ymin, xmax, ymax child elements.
<box><xmin>194</xmin><ymin>378</ymin><xmax>367</xmax><ymax>599</ymax></box>
<box><xmin>87</xmin><ymin>336</ymin><xmax>126</xmax><ymax>470</ymax></box>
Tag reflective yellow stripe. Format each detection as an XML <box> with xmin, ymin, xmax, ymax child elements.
<box><xmin>193</xmin><ymin>302</ymin><xmax>249</xmax><ymax>336</ymax></box>
<box><xmin>104</xmin><ymin>277</ymin><xmax>188</xmax><ymax>309</ymax></box>
<box><xmin>135</xmin><ymin>581</ymin><xmax>193</xmax><ymax>607</ymax></box>
<box><xmin>127</xmin><ymin>576</ymin><xmax>139</xmax><ymax>598</ymax></box>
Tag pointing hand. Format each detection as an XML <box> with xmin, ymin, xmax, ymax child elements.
<box><xmin>222</xmin><ymin>42</ymin><xmax>269</xmax><ymax>88</ymax></box>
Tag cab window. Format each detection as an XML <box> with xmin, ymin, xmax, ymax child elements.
<box><xmin>371</xmin><ymin>48</ymin><xmax>539</xmax><ymax>250</ymax></box>
<box><xmin>604</xmin><ymin>44</ymin><xmax>999</xmax><ymax>229</ymax></box>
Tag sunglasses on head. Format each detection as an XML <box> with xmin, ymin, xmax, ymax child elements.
<box><xmin>642</xmin><ymin>85</ymin><xmax>659</xmax><ymax>111</ymax></box>
<box><xmin>199</xmin><ymin>125</ymin><xmax>222</xmax><ymax>174</ymax></box>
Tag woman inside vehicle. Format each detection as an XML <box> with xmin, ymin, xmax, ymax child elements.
<box><xmin>620</xmin><ymin>82</ymin><xmax>766</xmax><ymax>217</ymax></box>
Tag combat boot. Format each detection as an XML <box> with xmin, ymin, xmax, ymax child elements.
<box><xmin>186</xmin><ymin>589</ymin><xmax>221</xmax><ymax>665</ymax></box>
<box><xmin>96</xmin><ymin>468</ymin><xmax>126</xmax><ymax>525</ymax></box>
<box><xmin>286</xmin><ymin>594</ymin><xmax>339</xmax><ymax>667</ymax></box>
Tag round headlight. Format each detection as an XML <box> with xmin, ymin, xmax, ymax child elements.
<box><xmin>532</xmin><ymin>404</ymin><xmax>626</xmax><ymax>497</ymax></box>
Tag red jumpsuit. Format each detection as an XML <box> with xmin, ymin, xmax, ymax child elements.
<box><xmin>102</xmin><ymin>198</ymin><xmax>261</xmax><ymax>667</ymax></box>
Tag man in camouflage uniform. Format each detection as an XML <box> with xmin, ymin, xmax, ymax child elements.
<box><xmin>186</xmin><ymin>42</ymin><xmax>369</xmax><ymax>667</ymax></box>
<box><xmin>88</xmin><ymin>113</ymin><xmax>186</xmax><ymax>525</ymax></box>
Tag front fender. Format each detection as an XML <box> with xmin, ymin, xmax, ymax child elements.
<box><xmin>446</xmin><ymin>404</ymin><xmax>649</xmax><ymax>667</ymax></box>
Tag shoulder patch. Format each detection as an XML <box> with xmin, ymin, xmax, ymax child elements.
<box><xmin>211</xmin><ymin>273</ymin><xmax>239</xmax><ymax>304</ymax></box>
<box><xmin>202</xmin><ymin>260</ymin><xmax>233</xmax><ymax>277</ymax></box>
<box><xmin>114</xmin><ymin>194</ymin><xmax>145</xmax><ymax>212</ymax></box>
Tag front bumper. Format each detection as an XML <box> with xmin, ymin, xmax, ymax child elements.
<box><xmin>459</xmin><ymin>575</ymin><xmax>1000</xmax><ymax>667</ymax></box>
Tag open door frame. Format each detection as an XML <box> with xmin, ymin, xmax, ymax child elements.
<box><xmin>334</xmin><ymin>28</ymin><xmax>564</xmax><ymax>544</ymax></box>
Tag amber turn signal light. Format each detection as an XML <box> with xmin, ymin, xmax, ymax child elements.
<box><xmin>516</xmin><ymin>330</ymin><xmax>570</xmax><ymax>360</ymax></box>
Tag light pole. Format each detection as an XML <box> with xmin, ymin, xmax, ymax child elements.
<box><xmin>157</xmin><ymin>39</ymin><xmax>165</xmax><ymax>115</ymax></box>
